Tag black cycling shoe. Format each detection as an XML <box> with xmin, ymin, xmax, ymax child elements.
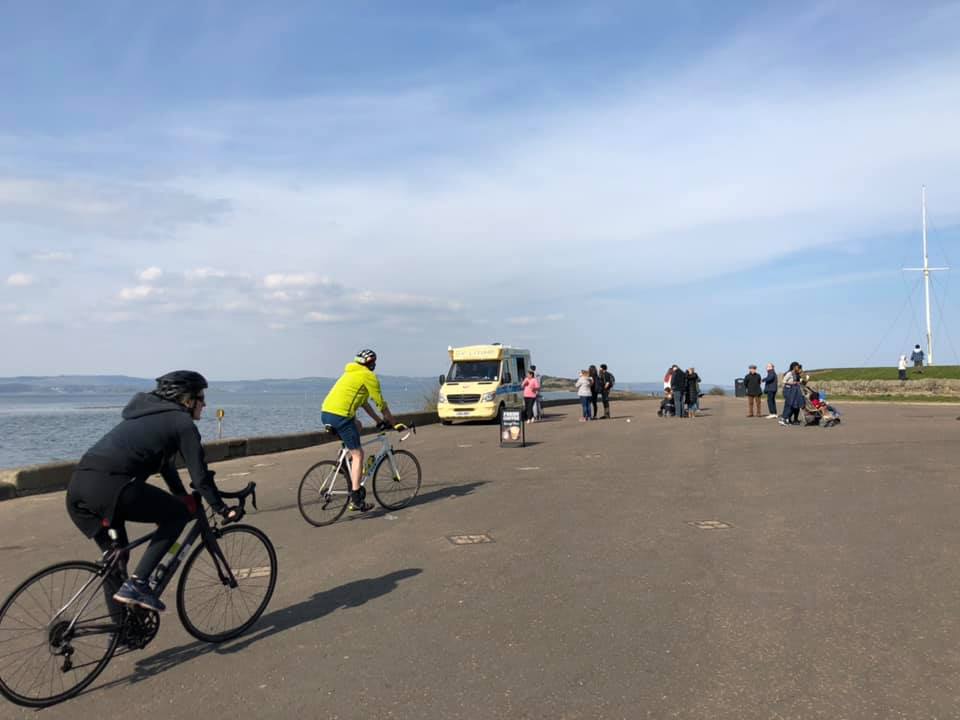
<box><xmin>348</xmin><ymin>490</ymin><xmax>373</xmax><ymax>512</ymax></box>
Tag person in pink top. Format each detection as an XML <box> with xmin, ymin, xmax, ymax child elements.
<box><xmin>522</xmin><ymin>369</ymin><xmax>541</xmax><ymax>423</ymax></box>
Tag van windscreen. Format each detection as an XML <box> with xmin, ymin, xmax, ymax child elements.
<box><xmin>447</xmin><ymin>360</ymin><xmax>499</xmax><ymax>382</ymax></box>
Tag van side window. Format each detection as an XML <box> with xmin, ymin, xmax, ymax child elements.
<box><xmin>515</xmin><ymin>357</ymin><xmax>526</xmax><ymax>380</ymax></box>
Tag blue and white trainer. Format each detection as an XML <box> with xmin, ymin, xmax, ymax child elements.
<box><xmin>113</xmin><ymin>578</ymin><xmax>166</xmax><ymax>613</ymax></box>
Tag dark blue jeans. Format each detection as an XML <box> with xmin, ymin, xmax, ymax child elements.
<box><xmin>673</xmin><ymin>390</ymin><xmax>686</xmax><ymax>416</ymax></box>
<box><xmin>766</xmin><ymin>392</ymin><xmax>777</xmax><ymax>415</ymax></box>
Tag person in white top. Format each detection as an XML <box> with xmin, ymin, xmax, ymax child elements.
<box><xmin>575</xmin><ymin>370</ymin><xmax>593</xmax><ymax>422</ymax></box>
<box><xmin>898</xmin><ymin>354</ymin><xmax>907</xmax><ymax>381</ymax></box>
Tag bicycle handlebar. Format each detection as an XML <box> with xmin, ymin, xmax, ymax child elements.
<box><xmin>375</xmin><ymin>421</ymin><xmax>416</xmax><ymax>441</ymax></box>
<box><xmin>219</xmin><ymin>481</ymin><xmax>258</xmax><ymax>511</ymax></box>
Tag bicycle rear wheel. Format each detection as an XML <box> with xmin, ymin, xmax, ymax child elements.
<box><xmin>177</xmin><ymin>525</ymin><xmax>277</xmax><ymax>643</ymax></box>
<box><xmin>372</xmin><ymin>449</ymin><xmax>422</xmax><ymax>510</ymax></box>
<box><xmin>0</xmin><ymin>561</ymin><xmax>121</xmax><ymax>708</ymax></box>
<box><xmin>297</xmin><ymin>460</ymin><xmax>350</xmax><ymax>526</ymax></box>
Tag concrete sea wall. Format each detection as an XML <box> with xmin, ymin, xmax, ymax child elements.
<box><xmin>0</xmin><ymin>400</ymin><xmax>586</xmax><ymax>501</ymax></box>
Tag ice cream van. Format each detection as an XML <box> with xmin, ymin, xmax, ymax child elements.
<box><xmin>437</xmin><ymin>344</ymin><xmax>532</xmax><ymax>424</ymax></box>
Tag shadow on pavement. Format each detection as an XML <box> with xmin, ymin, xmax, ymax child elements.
<box><xmin>392</xmin><ymin>480</ymin><xmax>486</xmax><ymax>511</ymax></box>
<box><xmin>89</xmin><ymin>568</ymin><xmax>424</xmax><ymax>692</ymax></box>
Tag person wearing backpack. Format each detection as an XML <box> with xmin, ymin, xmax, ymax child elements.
<box><xmin>598</xmin><ymin>363</ymin><xmax>615</xmax><ymax>419</ymax></box>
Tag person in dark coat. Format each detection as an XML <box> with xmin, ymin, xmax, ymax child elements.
<box><xmin>65</xmin><ymin>371</ymin><xmax>241</xmax><ymax>613</ymax></box>
<box><xmin>779</xmin><ymin>362</ymin><xmax>805</xmax><ymax>426</ymax></box>
<box><xmin>669</xmin><ymin>364</ymin><xmax>688</xmax><ymax>417</ymax></box>
<box><xmin>763</xmin><ymin>363</ymin><xmax>778</xmax><ymax>418</ymax></box>
<box><xmin>743</xmin><ymin>364</ymin><xmax>763</xmax><ymax>417</ymax></box>
<box><xmin>598</xmin><ymin>363</ymin><xmax>615</xmax><ymax>419</ymax></box>
<box><xmin>685</xmin><ymin>368</ymin><xmax>701</xmax><ymax>416</ymax></box>
<box><xmin>910</xmin><ymin>344</ymin><xmax>925</xmax><ymax>372</ymax></box>
<box><xmin>588</xmin><ymin>365</ymin><xmax>601</xmax><ymax>420</ymax></box>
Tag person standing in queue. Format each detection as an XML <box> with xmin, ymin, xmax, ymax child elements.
<box><xmin>598</xmin><ymin>363</ymin><xmax>615</xmax><ymax>419</ymax></box>
<box><xmin>744</xmin><ymin>364</ymin><xmax>763</xmax><ymax>417</ymax></box>
<box><xmin>530</xmin><ymin>364</ymin><xmax>544</xmax><ymax>421</ymax></box>
<box><xmin>522</xmin><ymin>369</ymin><xmax>540</xmax><ymax>423</ymax></box>
<box><xmin>763</xmin><ymin>363</ymin><xmax>778</xmax><ymax>418</ymax></box>
<box><xmin>670</xmin><ymin>364</ymin><xmax>688</xmax><ymax>417</ymax></box>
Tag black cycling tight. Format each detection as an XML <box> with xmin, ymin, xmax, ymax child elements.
<box><xmin>93</xmin><ymin>483</ymin><xmax>191</xmax><ymax>581</ymax></box>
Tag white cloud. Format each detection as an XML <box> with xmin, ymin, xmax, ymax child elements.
<box><xmin>219</xmin><ymin>299</ymin><xmax>255</xmax><ymax>312</ymax></box>
<box><xmin>263</xmin><ymin>273</ymin><xmax>327</xmax><ymax>289</ymax></box>
<box><xmin>349</xmin><ymin>291</ymin><xmax>463</xmax><ymax>312</ymax></box>
<box><xmin>6</xmin><ymin>273</ymin><xmax>33</xmax><ymax>287</ymax></box>
<box><xmin>14</xmin><ymin>313</ymin><xmax>42</xmax><ymax>324</ymax></box>
<box><xmin>186</xmin><ymin>267</ymin><xmax>248</xmax><ymax>281</ymax></box>
<box><xmin>119</xmin><ymin>285</ymin><xmax>161</xmax><ymax>301</ymax></box>
<box><xmin>305</xmin><ymin>311</ymin><xmax>347</xmax><ymax>323</ymax></box>
<box><xmin>139</xmin><ymin>266</ymin><xmax>163</xmax><ymax>281</ymax></box>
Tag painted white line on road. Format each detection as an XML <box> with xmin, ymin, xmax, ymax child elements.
<box><xmin>228</xmin><ymin>471</ymin><xmax>252</xmax><ymax>477</ymax></box>
<box><xmin>457</xmin><ymin>444</ymin><xmax>473</xmax><ymax>448</ymax></box>
<box><xmin>516</xmin><ymin>466</ymin><xmax>541</xmax><ymax>471</ymax></box>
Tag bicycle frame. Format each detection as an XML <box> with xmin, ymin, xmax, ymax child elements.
<box><xmin>329</xmin><ymin>429</ymin><xmax>411</xmax><ymax>493</ymax></box>
<box><xmin>57</xmin><ymin>483</ymin><xmax>257</xmax><ymax>638</ymax></box>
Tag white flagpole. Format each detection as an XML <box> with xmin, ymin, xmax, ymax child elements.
<box><xmin>903</xmin><ymin>186</ymin><xmax>949</xmax><ymax>366</ymax></box>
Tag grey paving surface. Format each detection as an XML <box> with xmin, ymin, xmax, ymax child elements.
<box><xmin>0</xmin><ymin>396</ymin><xmax>958</xmax><ymax>719</ymax></box>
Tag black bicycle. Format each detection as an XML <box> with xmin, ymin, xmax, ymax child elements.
<box><xmin>0</xmin><ymin>482</ymin><xmax>277</xmax><ymax>708</ymax></box>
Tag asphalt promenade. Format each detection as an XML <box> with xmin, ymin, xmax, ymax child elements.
<box><xmin>1</xmin><ymin>396</ymin><xmax>958</xmax><ymax>719</ymax></box>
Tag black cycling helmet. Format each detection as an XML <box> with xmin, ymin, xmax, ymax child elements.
<box><xmin>355</xmin><ymin>349</ymin><xmax>377</xmax><ymax>369</ymax></box>
<box><xmin>154</xmin><ymin>370</ymin><xmax>208</xmax><ymax>401</ymax></box>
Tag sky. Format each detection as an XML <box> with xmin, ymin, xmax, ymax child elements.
<box><xmin>2</xmin><ymin>1</ymin><xmax>959</xmax><ymax>384</ymax></box>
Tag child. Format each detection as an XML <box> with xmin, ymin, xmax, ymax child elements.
<box><xmin>575</xmin><ymin>369</ymin><xmax>593</xmax><ymax>422</ymax></box>
<box><xmin>658</xmin><ymin>388</ymin><xmax>675</xmax><ymax>417</ymax></box>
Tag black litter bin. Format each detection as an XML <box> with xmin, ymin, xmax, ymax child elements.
<box><xmin>734</xmin><ymin>378</ymin><xmax>746</xmax><ymax>397</ymax></box>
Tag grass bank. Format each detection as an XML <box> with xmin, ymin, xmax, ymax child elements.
<box><xmin>808</xmin><ymin>366</ymin><xmax>960</xmax><ymax>381</ymax></box>
<box><xmin>823</xmin><ymin>394</ymin><xmax>960</xmax><ymax>404</ymax></box>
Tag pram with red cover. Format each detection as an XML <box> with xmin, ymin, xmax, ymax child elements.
<box><xmin>801</xmin><ymin>385</ymin><xmax>841</xmax><ymax>428</ymax></box>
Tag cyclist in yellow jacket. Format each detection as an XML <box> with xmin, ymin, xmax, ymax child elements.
<box><xmin>321</xmin><ymin>349</ymin><xmax>405</xmax><ymax>512</ymax></box>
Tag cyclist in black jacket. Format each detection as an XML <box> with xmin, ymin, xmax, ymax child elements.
<box><xmin>65</xmin><ymin>371</ymin><xmax>240</xmax><ymax>612</ymax></box>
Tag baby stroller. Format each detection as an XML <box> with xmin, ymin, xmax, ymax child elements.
<box><xmin>801</xmin><ymin>385</ymin><xmax>841</xmax><ymax>428</ymax></box>
<box><xmin>657</xmin><ymin>392</ymin><xmax>676</xmax><ymax>418</ymax></box>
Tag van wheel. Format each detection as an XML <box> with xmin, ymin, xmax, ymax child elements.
<box><xmin>495</xmin><ymin>403</ymin><xmax>505</xmax><ymax>425</ymax></box>
<box><xmin>440</xmin><ymin>420</ymin><xmax>452</xmax><ymax>426</ymax></box>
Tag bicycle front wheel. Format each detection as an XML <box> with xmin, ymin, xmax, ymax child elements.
<box><xmin>298</xmin><ymin>460</ymin><xmax>350</xmax><ymax>526</ymax></box>
<box><xmin>372</xmin><ymin>449</ymin><xmax>422</xmax><ymax>510</ymax></box>
<box><xmin>0</xmin><ymin>561</ymin><xmax>121</xmax><ymax>708</ymax></box>
<box><xmin>177</xmin><ymin>525</ymin><xmax>277</xmax><ymax>643</ymax></box>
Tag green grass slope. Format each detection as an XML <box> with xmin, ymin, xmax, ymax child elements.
<box><xmin>807</xmin><ymin>366</ymin><xmax>960</xmax><ymax>381</ymax></box>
